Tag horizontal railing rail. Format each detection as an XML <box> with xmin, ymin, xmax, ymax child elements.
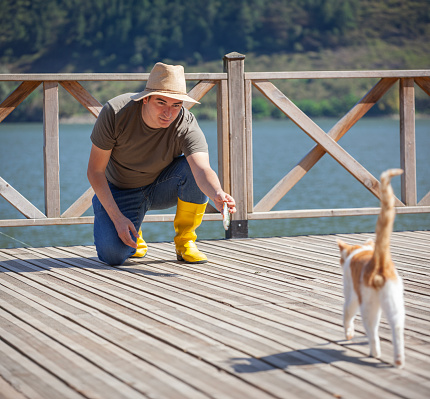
<box><xmin>1</xmin><ymin>52</ymin><xmax>429</xmax><ymax>238</ymax></box>
<box><xmin>0</xmin><ymin>73</ymin><xmax>227</xmax><ymax>81</ymax></box>
<box><xmin>245</xmin><ymin>70</ymin><xmax>430</xmax><ymax>79</ymax></box>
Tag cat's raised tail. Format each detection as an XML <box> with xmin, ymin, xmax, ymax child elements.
<box><xmin>365</xmin><ymin>168</ymin><xmax>403</xmax><ymax>289</ymax></box>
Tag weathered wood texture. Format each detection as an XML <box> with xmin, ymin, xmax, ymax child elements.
<box><xmin>253</xmin><ymin>78</ymin><xmax>398</xmax><ymax>212</ymax></box>
<box><xmin>2</xmin><ymin>70</ymin><xmax>429</xmax><ymax>82</ymax></box>
<box><xmin>61</xmin><ymin>187</ymin><xmax>95</xmax><ymax>219</ymax></box>
<box><xmin>0</xmin><ymin>177</ymin><xmax>46</xmax><ymax>219</ymax></box>
<box><xmin>1</xmin><ymin>63</ymin><xmax>429</xmax><ymax>237</ymax></box>
<box><xmin>224</xmin><ymin>53</ymin><xmax>248</xmax><ymax>225</ymax></box>
<box><xmin>246</xmin><ymin>70</ymin><xmax>430</xmax><ymax>79</ymax></box>
<box><xmin>245</xmin><ymin>79</ymin><xmax>254</xmax><ymax>213</ymax></box>
<box><xmin>60</xmin><ymin>81</ymin><xmax>102</xmax><ymax>118</ymax></box>
<box><xmin>1</xmin><ymin>231</ymin><xmax>429</xmax><ymax>399</ymax></box>
<box><xmin>217</xmin><ymin>79</ymin><xmax>230</xmax><ymax>193</ymax></box>
<box><xmin>0</xmin><ymin>81</ymin><xmax>41</xmax><ymax>122</ymax></box>
<box><xmin>400</xmin><ymin>78</ymin><xmax>417</xmax><ymax>206</ymax></box>
<box><xmin>43</xmin><ymin>82</ymin><xmax>60</xmax><ymax>218</ymax></box>
<box><xmin>252</xmin><ymin>80</ymin><xmax>403</xmax><ymax>207</ymax></box>
<box><xmin>184</xmin><ymin>80</ymin><xmax>216</xmax><ymax>110</ymax></box>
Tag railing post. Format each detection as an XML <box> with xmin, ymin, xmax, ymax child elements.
<box><xmin>223</xmin><ymin>52</ymin><xmax>248</xmax><ymax>238</ymax></box>
<box><xmin>399</xmin><ymin>78</ymin><xmax>417</xmax><ymax>205</ymax></box>
<box><xmin>217</xmin><ymin>78</ymin><xmax>230</xmax><ymax>194</ymax></box>
<box><xmin>43</xmin><ymin>81</ymin><xmax>61</xmax><ymax>218</ymax></box>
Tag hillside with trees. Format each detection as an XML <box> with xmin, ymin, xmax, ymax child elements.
<box><xmin>1</xmin><ymin>0</ymin><xmax>429</xmax><ymax>121</ymax></box>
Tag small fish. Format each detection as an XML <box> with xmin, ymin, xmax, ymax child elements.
<box><xmin>222</xmin><ymin>201</ymin><xmax>230</xmax><ymax>230</ymax></box>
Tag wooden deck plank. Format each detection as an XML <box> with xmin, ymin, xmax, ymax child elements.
<box><xmin>38</xmin><ymin>239</ymin><xmax>430</xmax><ymax>354</ymax></box>
<box><xmin>144</xmin><ymin>244</ymin><xmax>430</xmax><ymax>365</ymax></box>
<box><xmin>0</xmin><ymin>375</ymin><xmax>28</xmax><ymax>399</ymax></box>
<box><xmin>0</xmin><ymin>252</ymin><xmax>346</xmax><ymax>398</ymax></box>
<box><xmin>0</xmin><ymin>340</ymin><xmax>85</xmax><ymax>399</ymax></box>
<box><xmin>0</xmin><ymin>262</ymin><xmax>400</xmax><ymax>399</ymax></box>
<box><xmin>0</xmin><ymin>312</ymin><xmax>146</xmax><ymax>399</ymax></box>
<box><xmin>0</xmin><ymin>266</ymin><xmax>278</xmax><ymax>399</ymax></box>
<box><xmin>0</xmin><ymin>231</ymin><xmax>429</xmax><ymax>399</ymax></box>
<box><xmin>0</xmin><ymin>294</ymin><xmax>208</xmax><ymax>399</ymax></box>
<box><xmin>0</xmin><ymin>253</ymin><xmax>329</xmax><ymax>398</ymax></box>
<box><xmin>4</xmin><ymin>241</ymin><xmax>430</xmax><ymax>350</ymax></box>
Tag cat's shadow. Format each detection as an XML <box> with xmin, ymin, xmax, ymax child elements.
<box><xmin>229</xmin><ymin>344</ymin><xmax>391</xmax><ymax>373</ymax></box>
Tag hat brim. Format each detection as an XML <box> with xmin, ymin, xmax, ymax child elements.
<box><xmin>131</xmin><ymin>90</ymin><xmax>200</xmax><ymax>104</ymax></box>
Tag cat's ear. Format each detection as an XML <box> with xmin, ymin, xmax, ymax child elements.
<box><xmin>364</xmin><ymin>238</ymin><xmax>375</xmax><ymax>247</ymax></box>
<box><xmin>337</xmin><ymin>239</ymin><xmax>347</xmax><ymax>251</ymax></box>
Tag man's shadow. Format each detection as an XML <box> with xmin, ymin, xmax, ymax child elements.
<box><xmin>0</xmin><ymin>253</ymin><xmax>179</xmax><ymax>277</ymax></box>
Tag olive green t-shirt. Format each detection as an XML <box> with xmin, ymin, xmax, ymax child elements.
<box><xmin>91</xmin><ymin>93</ymin><xmax>208</xmax><ymax>189</ymax></box>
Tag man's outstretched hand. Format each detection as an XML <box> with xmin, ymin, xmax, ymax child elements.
<box><xmin>114</xmin><ymin>216</ymin><xmax>139</xmax><ymax>248</ymax></box>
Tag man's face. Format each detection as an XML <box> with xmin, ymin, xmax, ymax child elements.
<box><xmin>141</xmin><ymin>95</ymin><xmax>183</xmax><ymax>129</ymax></box>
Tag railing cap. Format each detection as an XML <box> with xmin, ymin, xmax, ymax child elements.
<box><xmin>223</xmin><ymin>52</ymin><xmax>246</xmax><ymax>61</ymax></box>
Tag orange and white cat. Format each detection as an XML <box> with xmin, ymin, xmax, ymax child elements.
<box><xmin>337</xmin><ymin>168</ymin><xmax>405</xmax><ymax>368</ymax></box>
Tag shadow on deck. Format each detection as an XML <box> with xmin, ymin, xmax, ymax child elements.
<box><xmin>0</xmin><ymin>231</ymin><xmax>429</xmax><ymax>399</ymax></box>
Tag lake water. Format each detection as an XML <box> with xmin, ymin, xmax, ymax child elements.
<box><xmin>0</xmin><ymin>118</ymin><xmax>429</xmax><ymax>248</ymax></box>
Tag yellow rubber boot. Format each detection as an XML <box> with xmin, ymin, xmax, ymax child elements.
<box><xmin>174</xmin><ymin>198</ymin><xmax>208</xmax><ymax>264</ymax></box>
<box><xmin>131</xmin><ymin>229</ymin><xmax>148</xmax><ymax>258</ymax></box>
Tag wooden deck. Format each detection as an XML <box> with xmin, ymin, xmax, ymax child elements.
<box><xmin>0</xmin><ymin>230</ymin><xmax>429</xmax><ymax>399</ymax></box>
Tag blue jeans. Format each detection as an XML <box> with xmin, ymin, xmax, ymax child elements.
<box><xmin>92</xmin><ymin>155</ymin><xmax>208</xmax><ymax>265</ymax></box>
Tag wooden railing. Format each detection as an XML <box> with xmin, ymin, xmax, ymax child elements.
<box><xmin>0</xmin><ymin>69</ymin><xmax>229</xmax><ymax>228</ymax></box>
<box><xmin>1</xmin><ymin>52</ymin><xmax>429</xmax><ymax>238</ymax></box>
<box><xmin>225</xmin><ymin>54</ymin><xmax>430</xmax><ymax>237</ymax></box>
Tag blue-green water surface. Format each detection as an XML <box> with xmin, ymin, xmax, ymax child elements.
<box><xmin>0</xmin><ymin>118</ymin><xmax>429</xmax><ymax>248</ymax></box>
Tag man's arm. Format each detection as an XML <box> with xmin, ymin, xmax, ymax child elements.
<box><xmin>186</xmin><ymin>152</ymin><xmax>236</xmax><ymax>213</ymax></box>
<box><xmin>87</xmin><ymin>144</ymin><xmax>138</xmax><ymax>248</ymax></box>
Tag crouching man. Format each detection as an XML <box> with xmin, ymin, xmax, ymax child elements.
<box><xmin>87</xmin><ymin>62</ymin><xmax>236</xmax><ymax>265</ymax></box>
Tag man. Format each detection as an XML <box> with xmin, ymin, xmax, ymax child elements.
<box><xmin>87</xmin><ymin>62</ymin><xmax>236</xmax><ymax>266</ymax></box>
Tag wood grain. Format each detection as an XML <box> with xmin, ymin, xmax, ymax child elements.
<box><xmin>0</xmin><ymin>231</ymin><xmax>429</xmax><ymax>398</ymax></box>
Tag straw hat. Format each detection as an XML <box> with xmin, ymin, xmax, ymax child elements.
<box><xmin>131</xmin><ymin>62</ymin><xmax>199</xmax><ymax>104</ymax></box>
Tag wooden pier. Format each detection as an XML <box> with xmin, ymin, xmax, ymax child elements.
<box><xmin>1</xmin><ymin>55</ymin><xmax>430</xmax><ymax>398</ymax></box>
<box><xmin>1</xmin><ymin>230</ymin><xmax>429</xmax><ymax>399</ymax></box>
